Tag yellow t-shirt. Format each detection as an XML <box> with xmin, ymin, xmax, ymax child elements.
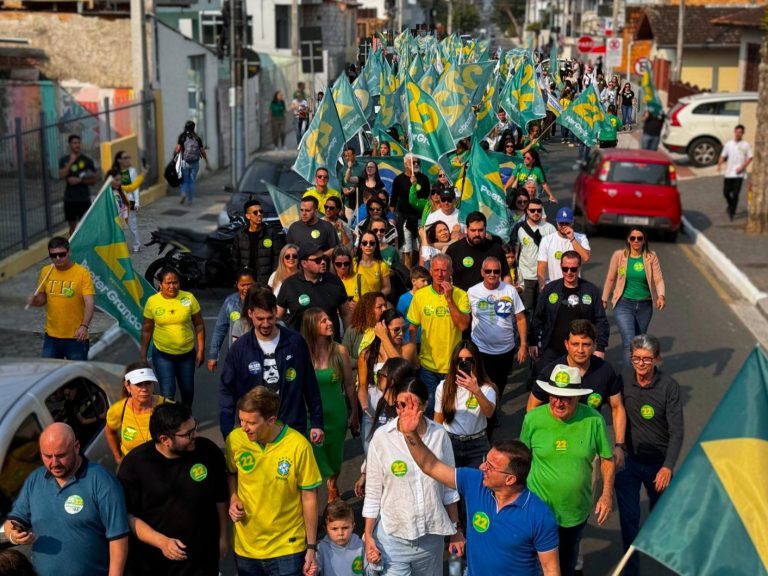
<box><xmin>106</xmin><ymin>395</ymin><xmax>167</xmax><ymax>456</ymax></box>
<box><xmin>341</xmin><ymin>275</ymin><xmax>357</xmax><ymax>301</ymax></box>
<box><xmin>143</xmin><ymin>290</ymin><xmax>201</xmax><ymax>354</ymax></box>
<box><xmin>303</xmin><ymin>187</ymin><xmax>341</xmax><ymax>215</ymax></box>
<box><xmin>350</xmin><ymin>260</ymin><xmax>391</xmax><ymax>301</ymax></box>
<box><xmin>407</xmin><ymin>285</ymin><xmax>470</xmax><ymax>373</ymax></box>
<box><xmin>39</xmin><ymin>263</ymin><xmax>95</xmax><ymax>339</ymax></box>
<box><xmin>225</xmin><ymin>425</ymin><xmax>322</xmax><ymax>560</ymax></box>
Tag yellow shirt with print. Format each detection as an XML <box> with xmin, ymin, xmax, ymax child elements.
<box><xmin>106</xmin><ymin>395</ymin><xmax>168</xmax><ymax>456</ymax></box>
<box><xmin>143</xmin><ymin>290</ymin><xmax>201</xmax><ymax>354</ymax></box>
<box><xmin>407</xmin><ymin>285</ymin><xmax>470</xmax><ymax>373</ymax></box>
<box><xmin>351</xmin><ymin>260</ymin><xmax>391</xmax><ymax>301</ymax></box>
<box><xmin>39</xmin><ymin>263</ymin><xmax>95</xmax><ymax>338</ymax></box>
<box><xmin>225</xmin><ymin>425</ymin><xmax>322</xmax><ymax>560</ymax></box>
<box><xmin>303</xmin><ymin>187</ymin><xmax>341</xmax><ymax>215</ymax></box>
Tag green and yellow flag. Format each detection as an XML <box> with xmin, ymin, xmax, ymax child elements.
<box><xmin>556</xmin><ymin>83</ymin><xmax>607</xmax><ymax>147</ymax></box>
<box><xmin>473</xmin><ymin>81</ymin><xmax>498</xmax><ymax>141</ymax></box>
<box><xmin>352</xmin><ymin>69</ymin><xmax>373</xmax><ymax>120</ymax></box>
<box><xmin>418</xmin><ymin>65</ymin><xmax>440</xmax><ymax>94</ymax></box>
<box><xmin>641</xmin><ymin>63</ymin><xmax>663</xmax><ymax>116</ymax></box>
<box><xmin>265</xmin><ymin>181</ymin><xmax>300</xmax><ymax>229</ymax></box>
<box><xmin>293</xmin><ymin>88</ymin><xmax>345</xmax><ymax>188</ymax></box>
<box><xmin>364</xmin><ymin>48</ymin><xmax>383</xmax><ymax>97</ymax></box>
<box><xmin>374</xmin><ymin>68</ymin><xmax>399</xmax><ymax>131</ymax></box>
<box><xmin>508</xmin><ymin>50</ymin><xmax>546</xmax><ymax>129</ymax></box>
<box><xmin>70</xmin><ymin>182</ymin><xmax>155</xmax><ymax>344</ymax></box>
<box><xmin>630</xmin><ymin>346</ymin><xmax>768</xmax><ymax>576</ymax></box>
<box><xmin>404</xmin><ymin>73</ymin><xmax>456</xmax><ymax>164</ymax></box>
<box><xmin>374</xmin><ymin>128</ymin><xmax>405</xmax><ymax>157</ymax></box>
<box><xmin>457</xmin><ymin>62</ymin><xmax>496</xmax><ymax>106</ymax></box>
<box><xmin>332</xmin><ymin>73</ymin><xmax>368</xmax><ymax>142</ymax></box>
<box><xmin>433</xmin><ymin>66</ymin><xmax>475</xmax><ymax>142</ymax></box>
<box><xmin>550</xmin><ymin>41</ymin><xmax>562</xmax><ymax>89</ymax></box>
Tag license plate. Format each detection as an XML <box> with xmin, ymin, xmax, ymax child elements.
<box><xmin>623</xmin><ymin>216</ymin><xmax>650</xmax><ymax>225</ymax></box>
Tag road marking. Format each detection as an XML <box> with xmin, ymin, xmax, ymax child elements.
<box><xmin>679</xmin><ymin>243</ymin><xmax>732</xmax><ymax>304</ymax></box>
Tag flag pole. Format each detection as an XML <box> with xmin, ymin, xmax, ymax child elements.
<box><xmin>610</xmin><ymin>545</ymin><xmax>636</xmax><ymax>576</ymax></box>
<box><xmin>25</xmin><ymin>264</ymin><xmax>54</xmax><ymax>310</ymax></box>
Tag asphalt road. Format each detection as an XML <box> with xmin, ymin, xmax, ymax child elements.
<box><xmin>94</xmin><ymin>140</ymin><xmax>756</xmax><ymax>575</ymax></box>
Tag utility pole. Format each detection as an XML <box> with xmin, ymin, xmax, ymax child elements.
<box><xmin>130</xmin><ymin>0</ymin><xmax>149</xmax><ymax>158</ymax></box>
<box><xmin>291</xmin><ymin>0</ymin><xmax>299</xmax><ymax>56</ymax></box>
<box><xmin>229</xmin><ymin>0</ymin><xmax>245</xmax><ymax>187</ymax></box>
<box><xmin>673</xmin><ymin>0</ymin><xmax>684</xmax><ymax>82</ymax></box>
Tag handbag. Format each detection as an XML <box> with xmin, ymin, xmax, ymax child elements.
<box><xmin>164</xmin><ymin>154</ymin><xmax>182</xmax><ymax>188</ymax></box>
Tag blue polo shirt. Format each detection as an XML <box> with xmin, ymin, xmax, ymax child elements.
<box><xmin>456</xmin><ymin>468</ymin><xmax>559</xmax><ymax>575</ymax></box>
<box><xmin>8</xmin><ymin>458</ymin><xmax>129</xmax><ymax>576</ymax></box>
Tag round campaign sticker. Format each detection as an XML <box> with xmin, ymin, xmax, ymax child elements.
<box><xmin>472</xmin><ymin>511</ymin><xmax>490</xmax><ymax>533</ymax></box>
<box><xmin>180</xmin><ymin>297</ymin><xmax>191</xmax><ymax>307</ymax></box>
<box><xmin>582</xmin><ymin>294</ymin><xmax>593</xmax><ymax>305</ymax></box>
<box><xmin>248</xmin><ymin>361</ymin><xmax>261</xmax><ymax>375</ymax></box>
<box><xmin>285</xmin><ymin>367</ymin><xmax>297</xmax><ymax>381</ymax></box>
<box><xmin>190</xmin><ymin>464</ymin><xmax>208</xmax><ymax>482</ymax></box>
<box><xmin>640</xmin><ymin>404</ymin><xmax>655</xmax><ymax>420</ymax></box>
<box><xmin>633</xmin><ymin>262</ymin><xmax>644</xmax><ymax>272</ymax></box>
<box><xmin>154</xmin><ymin>307</ymin><xmax>166</xmax><ymax>317</ymax></box>
<box><xmin>463</xmin><ymin>256</ymin><xmax>474</xmax><ymax>268</ymax></box>
<box><xmin>311</xmin><ymin>230</ymin><xmax>321</xmax><ymax>239</ymax></box>
<box><xmin>64</xmin><ymin>494</ymin><xmax>84</xmax><ymax>515</ymax></box>
<box><xmin>587</xmin><ymin>393</ymin><xmax>602</xmax><ymax>408</ymax></box>
<box><xmin>263</xmin><ymin>238</ymin><xmax>273</xmax><ymax>248</ymax></box>
<box><xmin>352</xmin><ymin>556</ymin><xmax>364</xmax><ymax>574</ymax></box>
<box><xmin>554</xmin><ymin>250</ymin><xmax>563</xmax><ymax>260</ymax></box>
<box><xmin>494</xmin><ymin>297</ymin><xmax>514</xmax><ymax>318</ymax></box>
<box><xmin>123</xmin><ymin>426</ymin><xmax>138</xmax><ymax>442</ymax></box>
<box><xmin>548</xmin><ymin>293</ymin><xmax>559</xmax><ymax>304</ymax></box>
<box><xmin>238</xmin><ymin>451</ymin><xmax>256</xmax><ymax>472</ymax></box>
<box><xmin>466</xmin><ymin>396</ymin><xmax>479</xmax><ymax>409</ymax></box>
<box><xmin>390</xmin><ymin>460</ymin><xmax>408</xmax><ymax>477</ymax></box>
<box><xmin>62</xmin><ymin>287</ymin><xmax>75</xmax><ymax>298</ymax></box>
<box><xmin>523</xmin><ymin>237</ymin><xmax>530</xmax><ymax>246</ymax></box>
<box><xmin>229</xmin><ymin>311</ymin><xmax>241</xmax><ymax>321</ymax></box>
<box><xmin>618</xmin><ymin>266</ymin><xmax>626</xmax><ymax>277</ymax></box>
<box><xmin>298</xmin><ymin>294</ymin><xmax>311</xmax><ymax>306</ymax></box>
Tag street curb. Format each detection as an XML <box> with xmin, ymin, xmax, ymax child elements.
<box><xmin>682</xmin><ymin>215</ymin><xmax>768</xmax><ymax>305</ymax></box>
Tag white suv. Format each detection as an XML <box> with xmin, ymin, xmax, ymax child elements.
<box><xmin>661</xmin><ymin>91</ymin><xmax>757</xmax><ymax>167</ymax></box>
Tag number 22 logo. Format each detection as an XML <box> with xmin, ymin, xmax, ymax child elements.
<box><xmin>555</xmin><ymin>439</ymin><xmax>567</xmax><ymax>451</ymax></box>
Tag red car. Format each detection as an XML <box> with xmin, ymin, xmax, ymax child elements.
<box><xmin>573</xmin><ymin>149</ymin><xmax>682</xmax><ymax>241</ymax></box>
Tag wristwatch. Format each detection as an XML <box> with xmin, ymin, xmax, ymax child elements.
<box><xmin>614</xmin><ymin>443</ymin><xmax>626</xmax><ymax>450</ymax></box>
<box><xmin>306</xmin><ymin>543</ymin><xmax>317</xmax><ymax>551</ymax></box>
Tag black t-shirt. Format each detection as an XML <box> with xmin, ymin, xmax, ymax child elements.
<box><xmin>548</xmin><ymin>286</ymin><xmax>581</xmax><ymax>356</ymax></box>
<box><xmin>118</xmin><ymin>438</ymin><xmax>228</xmax><ymax>576</ymax></box>
<box><xmin>390</xmin><ymin>172</ymin><xmax>431</xmax><ymax>220</ymax></box>
<box><xmin>59</xmin><ymin>154</ymin><xmax>96</xmax><ymax>202</ymax></box>
<box><xmin>286</xmin><ymin>219</ymin><xmax>339</xmax><ymax>249</ymax></box>
<box><xmin>621</xmin><ymin>90</ymin><xmax>634</xmax><ymax>107</ymax></box>
<box><xmin>533</xmin><ymin>354</ymin><xmax>623</xmax><ymax>412</ymax></box>
<box><xmin>445</xmin><ymin>239</ymin><xmax>511</xmax><ymax>291</ymax></box>
<box><xmin>643</xmin><ymin>114</ymin><xmax>664</xmax><ymax>137</ymax></box>
<box><xmin>277</xmin><ymin>272</ymin><xmax>347</xmax><ymax>338</ymax></box>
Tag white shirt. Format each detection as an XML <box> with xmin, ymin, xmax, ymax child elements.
<box><xmin>362</xmin><ymin>418</ymin><xmax>459</xmax><ymax>540</ymax></box>
<box><xmin>425</xmin><ymin>208</ymin><xmax>463</xmax><ymax>234</ymax></box>
<box><xmin>537</xmin><ymin>231</ymin><xmax>591</xmax><ymax>283</ymax></box>
<box><xmin>435</xmin><ymin>381</ymin><xmax>497</xmax><ymax>436</ymax></box>
<box><xmin>721</xmin><ymin>139</ymin><xmax>753</xmax><ymax>179</ymax></box>
<box><xmin>268</xmin><ymin>271</ymin><xmax>283</xmax><ymax>297</ymax></box>
<box><xmin>317</xmin><ymin>533</ymin><xmax>364</xmax><ymax>576</ymax></box>
<box><xmin>517</xmin><ymin>220</ymin><xmax>556</xmax><ymax>280</ymax></box>
<box><xmin>468</xmin><ymin>281</ymin><xmax>525</xmax><ymax>354</ymax></box>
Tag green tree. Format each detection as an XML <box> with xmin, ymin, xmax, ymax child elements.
<box><xmin>493</xmin><ymin>0</ymin><xmax>525</xmax><ymax>39</ymax></box>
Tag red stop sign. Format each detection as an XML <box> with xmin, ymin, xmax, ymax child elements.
<box><xmin>577</xmin><ymin>36</ymin><xmax>594</xmax><ymax>53</ymax></box>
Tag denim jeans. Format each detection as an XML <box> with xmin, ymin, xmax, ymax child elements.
<box><xmin>559</xmin><ymin>520</ymin><xmax>588</xmax><ymax>576</ymax></box>
<box><xmin>614</xmin><ymin>298</ymin><xmax>653</xmax><ymax>368</ymax></box>
<box><xmin>374</xmin><ymin>522</ymin><xmax>443</xmax><ymax>576</ymax></box>
<box><xmin>615</xmin><ymin>457</ymin><xmax>663</xmax><ymax>576</ymax></box>
<box><xmin>621</xmin><ymin>105</ymin><xmax>633</xmax><ymax>127</ymax></box>
<box><xmin>294</xmin><ymin>116</ymin><xmax>308</xmax><ymax>145</ymax></box>
<box><xmin>361</xmin><ymin>409</ymin><xmax>374</xmax><ymax>455</ymax></box>
<box><xmin>180</xmin><ymin>161</ymin><xmax>200</xmax><ymax>202</ymax></box>
<box><xmin>418</xmin><ymin>367</ymin><xmax>447</xmax><ymax>419</ymax></box>
<box><xmin>235</xmin><ymin>551</ymin><xmax>305</xmax><ymax>576</ymax></box>
<box><xmin>42</xmin><ymin>334</ymin><xmax>89</xmax><ymax>360</ymax></box>
<box><xmin>640</xmin><ymin>134</ymin><xmax>660</xmax><ymax>151</ymax></box>
<box><xmin>151</xmin><ymin>348</ymin><xmax>196</xmax><ymax>406</ymax></box>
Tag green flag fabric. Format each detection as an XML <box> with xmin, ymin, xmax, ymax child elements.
<box><xmin>508</xmin><ymin>51</ymin><xmax>546</xmax><ymax>129</ymax></box>
<box><xmin>631</xmin><ymin>346</ymin><xmax>768</xmax><ymax>576</ymax></box>
<box><xmin>374</xmin><ymin>128</ymin><xmax>406</xmax><ymax>157</ymax></box>
<box><xmin>352</xmin><ymin>71</ymin><xmax>373</xmax><ymax>120</ymax></box>
<box><xmin>433</xmin><ymin>66</ymin><xmax>476</xmax><ymax>141</ymax></box>
<box><xmin>473</xmin><ymin>81</ymin><xmax>498</xmax><ymax>141</ymax></box>
<box><xmin>293</xmin><ymin>89</ymin><xmax>345</xmax><ymax>188</ymax></box>
<box><xmin>404</xmin><ymin>73</ymin><xmax>456</xmax><ymax>164</ymax></box>
<box><xmin>70</xmin><ymin>183</ymin><xmax>155</xmax><ymax>344</ymax></box>
<box><xmin>364</xmin><ymin>49</ymin><xmax>383</xmax><ymax>97</ymax></box>
<box><xmin>641</xmin><ymin>63</ymin><xmax>663</xmax><ymax>116</ymax></box>
<box><xmin>332</xmin><ymin>73</ymin><xmax>367</xmax><ymax>142</ymax></box>
<box><xmin>556</xmin><ymin>83</ymin><xmax>607</xmax><ymax>147</ymax></box>
<box><xmin>457</xmin><ymin>62</ymin><xmax>496</xmax><ymax>106</ymax></box>
<box><xmin>550</xmin><ymin>42</ymin><xmax>562</xmax><ymax>89</ymax></box>
<box><xmin>418</xmin><ymin>65</ymin><xmax>440</xmax><ymax>94</ymax></box>
<box><xmin>455</xmin><ymin>139</ymin><xmax>509</xmax><ymax>239</ymax></box>
<box><xmin>265</xmin><ymin>181</ymin><xmax>300</xmax><ymax>229</ymax></box>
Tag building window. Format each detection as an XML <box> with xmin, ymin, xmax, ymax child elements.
<box><xmin>200</xmin><ymin>12</ymin><xmax>224</xmax><ymax>47</ymax></box>
<box><xmin>276</xmin><ymin>5</ymin><xmax>291</xmax><ymax>49</ymax></box>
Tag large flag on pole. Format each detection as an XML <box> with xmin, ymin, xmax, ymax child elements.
<box><xmin>622</xmin><ymin>346</ymin><xmax>768</xmax><ymax>576</ymax></box>
<box><xmin>641</xmin><ymin>63</ymin><xmax>663</xmax><ymax>116</ymax></box>
<box><xmin>332</xmin><ymin>73</ymin><xmax>367</xmax><ymax>142</ymax></box>
<box><xmin>352</xmin><ymin>71</ymin><xmax>373</xmax><ymax>120</ymax></box>
<box><xmin>403</xmin><ymin>73</ymin><xmax>456</xmax><ymax>164</ymax></box>
<box><xmin>293</xmin><ymin>89</ymin><xmax>345</xmax><ymax>188</ymax></box>
<box><xmin>432</xmin><ymin>66</ymin><xmax>476</xmax><ymax>141</ymax></box>
<box><xmin>508</xmin><ymin>50</ymin><xmax>547</xmax><ymax>129</ymax></box>
<box><xmin>556</xmin><ymin>83</ymin><xmax>607</xmax><ymax>147</ymax></box>
<box><xmin>70</xmin><ymin>182</ymin><xmax>155</xmax><ymax>344</ymax></box>
<box><xmin>265</xmin><ymin>181</ymin><xmax>300</xmax><ymax>229</ymax></box>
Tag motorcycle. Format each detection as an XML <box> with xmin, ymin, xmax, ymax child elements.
<box><xmin>144</xmin><ymin>217</ymin><xmax>245</xmax><ymax>289</ymax></box>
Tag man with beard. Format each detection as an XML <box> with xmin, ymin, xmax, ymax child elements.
<box><xmin>446</xmin><ymin>212</ymin><xmax>511</xmax><ymax>291</ymax></box>
<box><xmin>118</xmin><ymin>403</ymin><xmax>228</xmax><ymax>576</ymax></box>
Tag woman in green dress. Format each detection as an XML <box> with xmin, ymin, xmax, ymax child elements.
<box><xmin>300</xmin><ymin>307</ymin><xmax>359</xmax><ymax>502</ymax></box>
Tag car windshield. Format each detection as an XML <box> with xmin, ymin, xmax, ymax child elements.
<box><xmin>607</xmin><ymin>162</ymin><xmax>670</xmax><ymax>185</ymax></box>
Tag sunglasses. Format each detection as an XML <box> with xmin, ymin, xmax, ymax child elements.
<box><xmin>396</xmin><ymin>401</ymin><xmax>408</xmax><ymax>410</ymax></box>
<box><xmin>361</xmin><ymin>240</ymin><xmax>377</xmax><ymax>247</ymax></box>
<box><xmin>438</xmin><ymin>174</ymin><xmax>447</xmax><ymax>178</ymax></box>
<box><xmin>371</xmin><ymin>228</ymin><xmax>386</xmax><ymax>234</ymax></box>
<box><xmin>249</xmin><ymin>210</ymin><xmax>263</xmax><ymax>215</ymax></box>
<box><xmin>284</xmin><ymin>254</ymin><xmax>298</xmax><ymax>260</ymax></box>
<box><xmin>629</xmin><ymin>236</ymin><xmax>645</xmax><ymax>242</ymax></box>
<box><xmin>516</xmin><ymin>199</ymin><xmax>529</xmax><ymax>205</ymax></box>
<box><xmin>369</xmin><ymin>207</ymin><xmax>383</xmax><ymax>212</ymax></box>
<box><xmin>440</xmin><ymin>198</ymin><xmax>454</xmax><ymax>204</ymax></box>
<box><xmin>390</xmin><ymin>326</ymin><xmax>404</xmax><ymax>334</ymax></box>
<box><xmin>483</xmin><ymin>269</ymin><xmax>501</xmax><ymax>275</ymax></box>
<box><xmin>528</xmin><ymin>208</ymin><xmax>543</xmax><ymax>214</ymax></box>
<box><xmin>306</xmin><ymin>256</ymin><xmax>328</xmax><ymax>264</ymax></box>
<box><xmin>323</xmin><ymin>204</ymin><xmax>338</xmax><ymax>211</ymax></box>
<box><xmin>505</xmin><ymin>144</ymin><xmax>514</xmax><ymax>148</ymax></box>
<box><xmin>49</xmin><ymin>252</ymin><xmax>68</xmax><ymax>259</ymax></box>
<box><xmin>316</xmin><ymin>174</ymin><xmax>329</xmax><ymax>180</ymax></box>
<box><xmin>334</xmin><ymin>260</ymin><xmax>351</xmax><ymax>267</ymax></box>
<box><xmin>561</xmin><ymin>266</ymin><xmax>579</xmax><ymax>273</ymax></box>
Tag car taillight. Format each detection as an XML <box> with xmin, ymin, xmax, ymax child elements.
<box><xmin>670</xmin><ymin>104</ymin><xmax>687</xmax><ymax>127</ymax></box>
<box><xmin>668</xmin><ymin>164</ymin><xmax>677</xmax><ymax>186</ymax></box>
<box><xmin>598</xmin><ymin>161</ymin><xmax>610</xmax><ymax>182</ymax></box>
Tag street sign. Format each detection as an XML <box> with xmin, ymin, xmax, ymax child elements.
<box><xmin>634</xmin><ymin>57</ymin><xmax>651</xmax><ymax>76</ymax></box>
<box><xmin>577</xmin><ymin>36</ymin><xmax>594</xmax><ymax>53</ymax></box>
<box><xmin>606</xmin><ymin>37</ymin><xmax>623</xmax><ymax>69</ymax></box>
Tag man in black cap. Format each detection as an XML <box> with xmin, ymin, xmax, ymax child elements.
<box><xmin>276</xmin><ymin>242</ymin><xmax>347</xmax><ymax>339</ymax></box>
<box><xmin>446</xmin><ymin>211</ymin><xmax>511</xmax><ymax>291</ymax></box>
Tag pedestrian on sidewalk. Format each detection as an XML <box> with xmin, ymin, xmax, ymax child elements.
<box><xmin>59</xmin><ymin>134</ymin><xmax>98</xmax><ymax>237</ymax></box>
<box><xmin>27</xmin><ymin>236</ymin><xmax>94</xmax><ymax>360</ymax></box>
<box><xmin>174</xmin><ymin>121</ymin><xmax>209</xmax><ymax>206</ymax></box>
<box><xmin>291</xmin><ymin>82</ymin><xmax>309</xmax><ymax>145</ymax></box>
<box><xmin>269</xmin><ymin>91</ymin><xmax>286</xmax><ymax>150</ymax></box>
<box><xmin>640</xmin><ymin>111</ymin><xmax>664</xmax><ymax>151</ymax></box>
<box><xmin>718</xmin><ymin>124</ymin><xmax>753</xmax><ymax>221</ymax></box>
<box><xmin>620</xmin><ymin>83</ymin><xmax>635</xmax><ymax>129</ymax></box>
<box><xmin>112</xmin><ymin>151</ymin><xmax>147</xmax><ymax>253</ymax></box>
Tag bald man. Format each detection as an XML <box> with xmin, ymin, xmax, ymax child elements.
<box><xmin>4</xmin><ymin>422</ymin><xmax>129</xmax><ymax>576</ymax></box>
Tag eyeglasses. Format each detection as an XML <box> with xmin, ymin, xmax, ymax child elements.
<box><xmin>284</xmin><ymin>254</ymin><xmax>298</xmax><ymax>261</ymax></box>
<box><xmin>49</xmin><ymin>252</ymin><xmax>68</xmax><ymax>259</ymax></box>
<box><xmin>323</xmin><ymin>204</ymin><xmax>338</xmax><ymax>211</ymax></box>
<box><xmin>334</xmin><ymin>260</ymin><xmax>351</xmax><ymax>268</ymax></box>
<box><xmin>629</xmin><ymin>236</ymin><xmax>645</xmax><ymax>242</ymax></box>
<box><xmin>631</xmin><ymin>356</ymin><xmax>655</xmax><ymax>365</ymax></box>
<box><xmin>528</xmin><ymin>208</ymin><xmax>543</xmax><ymax>214</ymax></box>
<box><xmin>306</xmin><ymin>256</ymin><xmax>328</xmax><ymax>264</ymax></box>
<box><xmin>561</xmin><ymin>266</ymin><xmax>579</xmax><ymax>273</ymax></box>
<box><xmin>316</xmin><ymin>174</ymin><xmax>329</xmax><ymax>180</ymax></box>
<box><xmin>361</xmin><ymin>240</ymin><xmax>377</xmax><ymax>247</ymax></box>
<box><xmin>174</xmin><ymin>423</ymin><xmax>198</xmax><ymax>440</ymax></box>
<box><xmin>483</xmin><ymin>269</ymin><xmax>501</xmax><ymax>275</ymax></box>
<box><xmin>481</xmin><ymin>455</ymin><xmax>515</xmax><ymax>476</ymax></box>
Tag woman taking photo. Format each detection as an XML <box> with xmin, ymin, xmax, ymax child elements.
<box><xmin>615</xmin><ymin>334</ymin><xmax>683</xmax><ymax>576</ymax></box>
<box><xmin>105</xmin><ymin>362</ymin><xmax>168</xmax><ymax>464</ymax></box>
<box><xmin>363</xmin><ymin>377</ymin><xmax>462</xmax><ymax>573</ymax></box>
<box><xmin>353</xmin><ymin>230</ymin><xmax>392</xmax><ymax>299</ymax></box>
<box><xmin>602</xmin><ymin>227</ymin><xmax>666</xmax><ymax>367</ymax></box>
<box><xmin>434</xmin><ymin>341</ymin><xmax>496</xmax><ymax>469</ymax></box>
<box><xmin>268</xmin><ymin>243</ymin><xmax>299</xmax><ymax>297</ymax></box>
<box><xmin>206</xmin><ymin>268</ymin><xmax>255</xmax><ymax>373</ymax></box>
<box><xmin>112</xmin><ymin>150</ymin><xmax>147</xmax><ymax>254</ymax></box>
<box><xmin>300</xmin><ymin>308</ymin><xmax>358</xmax><ymax>502</ymax></box>
<box><xmin>270</xmin><ymin>90</ymin><xmax>286</xmax><ymax>149</ymax></box>
<box><xmin>358</xmin><ymin>310</ymin><xmax>419</xmax><ymax>449</ymax></box>
<box><xmin>140</xmin><ymin>267</ymin><xmax>205</xmax><ymax>406</ymax></box>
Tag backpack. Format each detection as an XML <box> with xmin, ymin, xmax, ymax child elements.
<box><xmin>164</xmin><ymin>155</ymin><xmax>182</xmax><ymax>187</ymax></box>
<box><xmin>183</xmin><ymin>135</ymin><xmax>201</xmax><ymax>163</ymax></box>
